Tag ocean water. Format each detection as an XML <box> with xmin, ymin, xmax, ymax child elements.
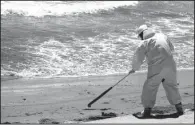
<box><xmin>1</xmin><ymin>1</ymin><xmax>194</xmax><ymax>79</ymax></box>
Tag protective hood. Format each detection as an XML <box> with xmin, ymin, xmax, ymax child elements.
<box><xmin>143</xmin><ymin>28</ymin><xmax>155</xmax><ymax>40</ymax></box>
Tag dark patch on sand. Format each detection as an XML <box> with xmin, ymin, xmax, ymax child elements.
<box><xmin>38</xmin><ymin>118</ymin><xmax>60</xmax><ymax>124</ymax></box>
<box><xmin>1</xmin><ymin>122</ymin><xmax>25</xmax><ymax>124</ymax></box>
<box><xmin>184</xmin><ymin>92</ymin><xmax>189</xmax><ymax>95</ymax></box>
<box><xmin>1</xmin><ymin>122</ymin><xmax>11</xmax><ymax>124</ymax></box>
<box><xmin>101</xmin><ymin>112</ymin><xmax>117</xmax><ymax>117</ymax></box>
<box><xmin>83</xmin><ymin>108</ymin><xmax>111</xmax><ymax>111</ymax></box>
<box><xmin>25</xmin><ymin>112</ymin><xmax>43</xmax><ymax>116</ymax></box>
<box><xmin>73</xmin><ymin>112</ymin><xmax>118</xmax><ymax>122</ymax></box>
<box><xmin>120</xmin><ymin>98</ymin><xmax>130</xmax><ymax>102</ymax></box>
<box><xmin>102</xmin><ymin>101</ymin><xmax>110</xmax><ymax>104</ymax></box>
<box><xmin>120</xmin><ymin>98</ymin><xmax>125</xmax><ymax>100</ymax></box>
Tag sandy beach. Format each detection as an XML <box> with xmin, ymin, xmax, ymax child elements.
<box><xmin>1</xmin><ymin>1</ymin><xmax>194</xmax><ymax>124</ymax></box>
<box><xmin>1</xmin><ymin>68</ymin><xmax>194</xmax><ymax>123</ymax></box>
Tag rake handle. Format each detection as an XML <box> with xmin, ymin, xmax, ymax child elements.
<box><xmin>87</xmin><ymin>72</ymin><xmax>132</xmax><ymax>108</ymax></box>
<box><xmin>88</xmin><ymin>86</ymin><xmax>113</xmax><ymax>108</ymax></box>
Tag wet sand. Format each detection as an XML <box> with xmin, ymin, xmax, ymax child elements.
<box><xmin>1</xmin><ymin>68</ymin><xmax>194</xmax><ymax>123</ymax></box>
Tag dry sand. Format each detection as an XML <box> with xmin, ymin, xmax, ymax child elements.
<box><xmin>1</xmin><ymin>68</ymin><xmax>194</xmax><ymax>124</ymax></box>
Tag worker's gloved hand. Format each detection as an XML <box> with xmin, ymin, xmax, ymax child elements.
<box><xmin>128</xmin><ymin>69</ymin><xmax>135</xmax><ymax>74</ymax></box>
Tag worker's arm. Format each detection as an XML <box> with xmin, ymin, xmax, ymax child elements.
<box><xmin>163</xmin><ymin>34</ymin><xmax>175</xmax><ymax>52</ymax></box>
<box><xmin>131</xmin><ymin>42</ymin><xmax>146</xmax><ymax>72</ymax></box>
<box><xmin>167</xmin><ymin>38</ymin><xmax>174</xmax><ymax>52</ymax></box>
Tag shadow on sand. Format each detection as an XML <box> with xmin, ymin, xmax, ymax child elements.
<box><xmin>133</xmin><ymin>108</ymin><xmax>194</xmax><ymax>119</ymax></box>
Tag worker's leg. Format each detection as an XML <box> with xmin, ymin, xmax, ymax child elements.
<box><xmin>161</xmin><ymin>68</ymin><xmax>182</xmax><ymax>105</ymax></box>
<box><xmin>141</xmin><ymin>74</ymin><xmax>162</xmax><ymax>108</ymax></box>
<box><xmin>138</xmin><ymin>74</ymin><xmax>162</xmax><ymax>118</ymax></box>
<box><xmin>161</xmin><ymin>68</ymin><xmax>183</xmax><ymax>115</ymax></box>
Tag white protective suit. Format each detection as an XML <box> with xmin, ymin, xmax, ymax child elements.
<box><xmin>132</xmin><ymin>29</ymin><xmax>182</xmax><ymax>108</ymax></box>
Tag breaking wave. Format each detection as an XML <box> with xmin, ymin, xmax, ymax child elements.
<box><xmin>1</xmin><ymin>1</ymin><xmax>138</xmax><ymax>17</ymax></box>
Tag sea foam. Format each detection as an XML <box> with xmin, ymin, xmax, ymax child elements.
<box><xmin>1</xmin><ymin>1</ymin><xmax>138</xmax><ymax>17</ymax></box>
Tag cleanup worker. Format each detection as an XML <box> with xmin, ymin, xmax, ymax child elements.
<box><xmin>128</xmin><ymin>24</ymin><xmax>184</xmax><ymax>118</ymax></box>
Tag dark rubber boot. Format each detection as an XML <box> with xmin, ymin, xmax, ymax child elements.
<box><xmin>175</xmin><ymin>102</ymin><xmax>184</xmax><ymax>116</ymax></box>
<box><xmin>133</xmin><ymin>108</ymin><xmax>152</xmax><ymax>119</ymax></box>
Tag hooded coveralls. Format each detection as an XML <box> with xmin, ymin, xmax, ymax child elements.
<box><xmin>132</xmin><ymin>29</ymin><xmax>182</xmax><ymax>108</ymax></box>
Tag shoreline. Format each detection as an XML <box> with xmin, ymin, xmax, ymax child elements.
<box><xmin>1</xmin><ymin>67</ymin><xmax>194</xmax><ymax>83</ymax></box>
